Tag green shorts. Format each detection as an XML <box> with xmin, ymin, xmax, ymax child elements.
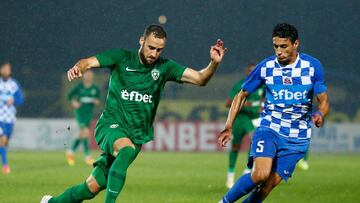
<box><xmin>95</xmin><ymin>120</ymin><xmax>133</xmax><ymax>156</ymax></box>
<box><xmin>231</xmin><ymin>113</ymin><xmax>255</xmax><ymax>145</ymax></box>
<box><xmin>75</xmin><ymin>114</ymin><xmax>92</xmax><ymax>129</ymax></box>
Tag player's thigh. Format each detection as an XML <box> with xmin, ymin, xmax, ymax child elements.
<box><xmin>249</xmin><ymin>128</ymin><xmax>277</xmax><ymax>159</ymax></box>
<box><xmin>80</xmin><ymin>127</ymin><xmax>91</xmax><ymax>138</ymax></box>
<box><xmin>251</xmin><ymin>157</ymin><xmax>273</xmax><ymax>183</ymax></box>
<box><xmin>248</xmin><ymin>128</ymin><xmax>277</xmax><ymax>182</ymax></box>
<box><xmin>0</xmin><ymin>136</ymin><xmax>8</xmax><ymax>146</ymax></box>
<box><xmin>0</xmin><ymin>123</ymin><xmax>12</xmax><ymax>146</ymax></box>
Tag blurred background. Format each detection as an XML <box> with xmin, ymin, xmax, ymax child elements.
<box><xmin>1</xmin><ymin>0</ymin><xmax>359</xmax><ymax>152</ymax></box>
<box><xmin>1</xmin><ymin>1</ymin><xmax>360</xmax><ymax>202</ymax></box>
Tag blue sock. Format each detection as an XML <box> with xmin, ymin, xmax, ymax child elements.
<box><xmin>0</xmin><ymin>147</ymin><xmax>8</xmax><ymax>166</ymax></box>
<box><xmin>242</xmin><ymin>189</ymin><xmax>262</xmax><ymax>203</ymax></box>
<box><xmin>222</xmin><ymin>173</ymin><xmax>257</xmax><ymax>203</ymax></box>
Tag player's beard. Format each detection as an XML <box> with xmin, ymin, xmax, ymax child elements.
<box><xmin>139</xmin><ymin>47</ymin><xmax>156</xmax><ymax>67</ymax></box>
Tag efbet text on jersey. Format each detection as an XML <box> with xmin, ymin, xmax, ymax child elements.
<box><xmin>272</xmin><ymin>89</ymin><xmax>308</xmax><ymax>101</ymax></box>
<box><xmin>121</xmin><ymin>90</ymin><xmax>153</xmax><ymax>103</ymax></box>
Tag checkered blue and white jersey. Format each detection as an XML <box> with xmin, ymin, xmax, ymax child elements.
<box><xmin>0</xmin><ymin>77</ymin><xmax>24</xmax><ymax>123</ymax></box>
<box><xmin>242</xmin><ymin>53</ymin><xmax>327</xmax><ymax>139</ymax></box>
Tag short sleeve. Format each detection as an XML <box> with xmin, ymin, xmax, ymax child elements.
<box><xmin>96</xmin><ymin>49</ymin><xmax>127</xmax><ymax>68</ymax></box>
<box><xmin>313</xmin><ymin>61</ymin><xmax>327</xmax><ymax>95</ymax></box>
<box><xmin>67</xmin><ymin>84</ymin><xmax>79</xmax><ymax>101</ymax></box>
<box><xmin>165</xmin><ymin>60</ymin><xmax>187</xmax><ymax>82</ymax></box>
<box><xmin>241</xmin><ymin>63</ymin><xmax>264</xmax><ymax>94</ymax></box>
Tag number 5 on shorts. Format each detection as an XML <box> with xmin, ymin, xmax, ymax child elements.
<box><xmin>256</xmin><ymin>140</ymin><xmax>265</xmax><ymax>153</ymax></box>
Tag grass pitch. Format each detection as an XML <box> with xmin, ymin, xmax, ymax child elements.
<box><xmin>0</xmin><ymin>151</ymin><xmax>359</xmax><ymax>203</ymax></box>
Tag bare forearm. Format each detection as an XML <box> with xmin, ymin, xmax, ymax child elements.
<box><xmin>197</xmin><ymin>61</ymin><xmax>220</xmax><ymax>86</ymax></box>
<box><xmin>317</xmin><ymin>95</ymin><xmax>330</xmax><ymax>117</ymax></box>
<box><xmin>75</xmin><ymin>56</ymin><xmax>100</xmax><ymax>73</ymax></box>
<box><xmin>225</xmin><ymin>90</ymin><xmax>249</xmax><ymax>129</ymax></box>
<box><xmin>76</xmin><ymin>59</ymin><xmax>93</xmax><ymax>72</ymax></box>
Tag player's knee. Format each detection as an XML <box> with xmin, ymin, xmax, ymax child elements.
<box><xmin>80</xmin><ymin>128</ymin><xmax>90</xmax><ymax>138</ymax></box>
<box><xmin>83</xmin><ymin>128</ymin><xmax>90</xmax><ymax>137</ymax></box>
<box><xmin>251</xmin><ymin>168</ymin><xmax>271</xmax><ymax>183</ymax></box>
<box><xmin>86</xmin><ymin>176</ymin><xmax>102</xmax><ymax>194</ymax></box>
<box><xmin>113</xmin><ymin>138</ymin><xmax>135</xmax><ymax>157</ymax></box>
<box><xmin>1</xmin><ymin>137</ymin><xmax>9</xmax><ymax>146</ymax></box>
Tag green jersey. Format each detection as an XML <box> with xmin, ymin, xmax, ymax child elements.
<box><xmin>95</xmin><ymin>49</ymin><xmax>186</xmax><ymax>144</ymax></box>
<box><xmin>67</xmin><ymin>83</ymin><xmax>101</xmax><ymax>122</ymax></box>
<box><xmin>229</xmin><ymin>79</ymin><xmax>264</xmax><ymax>119</ymax></box>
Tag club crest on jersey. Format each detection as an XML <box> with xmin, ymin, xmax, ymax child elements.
<box><xmin>110</xmin><ymin>124</ymin><xmax>119</xmax><ymax>129</ymax></box>
<box><xmin>151</xmin><ymin>69</ymin><xmax>160</xmax><ymax>81</ymax></box>
<box><xmin>283</xmin><ymin>77</ymin><xmax>293</xmax><ymax>85</ymax></box>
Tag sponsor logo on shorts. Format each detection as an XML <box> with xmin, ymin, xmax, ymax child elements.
<box><xmin>121</xmin><ymin>90</ymin><xmax>153</xmax><ymax>103</ymax></box>
<box><xmin>110</xmin><ymin>124</ymin><xmax>119</xmax><ymax>129</ymax></box>
<box><xmin>283</xmin><ymin>170</ymin><xmax>290</xmax><ymax>175</ymax></box>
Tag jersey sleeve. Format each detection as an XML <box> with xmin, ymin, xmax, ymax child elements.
<box><xmin>67</xmin><ymin>84</ymin><xmax>79</xmax><ymax>101</ymax></box>
<box><xmin>313</xmin><ymin>61</ymin><xmax>327</xmax><ymax>95</ymax></box>
<box><xmin>241</xmin><ymin>63</ymin><xmax>264</xmax><ymax>94</ymax></box>
<box><xmin>95</xmin><ymin>49</ymin><xmax>127</xmax><ymax>68</ymax></box>
<box><xmin>164</xmin><ymin>59</ymin><xmax>187</xmax><ymax>82</ymax></box>
<box><xmin>229</xmin><ymin>80</ymin><xmax>243</xmax><ymax>100</ymax></box>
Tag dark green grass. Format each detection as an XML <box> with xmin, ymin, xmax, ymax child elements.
<box><xmin>0</xmin><ymin>151</ymin><xmax>359</xmax><ymax>203</ymax></box>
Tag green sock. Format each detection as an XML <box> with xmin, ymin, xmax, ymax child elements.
<box><xmin>71</xmin><ymin>138</ymin><xmax>81</xmax><ymax>152</ymax></box>
<box><xmin>105</xmin><ymin>146</ymin><xmax>139</xmax><ymax>203</ymax></box>
<box><xmin>304</xmin><ymin>150</ymin><xmax>309</xmax><ymax>161</ymax></box>
<box><xmin>49</xmin><ymin>182</ymin><xmax>95</xmax><ymax>203</ymax></box>
<box><xmin>229</xmin><ymin>150</ymin><xmax>239</xmax><ymax>173</ymax></box>
<box><xmin>83</xmin><ymin>138</ymin><xmax>90</xmax><ymax>156</ymax></box>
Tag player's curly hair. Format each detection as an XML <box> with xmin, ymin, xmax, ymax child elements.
<box><xmin>143</xmin><ymin>24</ymin><xmax>167</xmax><ymax>39</ymax></box>
<box><xmin>272</xmin><ymin>23</ymin><xmax>298</xmax><ymax>44</ymax></box>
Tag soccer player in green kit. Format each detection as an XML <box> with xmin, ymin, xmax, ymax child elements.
<box><xmin>41</xmin><ymin>24</ymin><xmax>227</xmax><ymax>203</ymax></box>
<box><xmin>225</xmin><ymin>63</ymin><xmax>265</xmax><ymax>188</ymax></box>
<box><xmin>66</xmin><ymin>70</ymin><xmax>101</xmax><ymax>166</ymax></box>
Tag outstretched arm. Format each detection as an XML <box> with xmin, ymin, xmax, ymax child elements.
<box><xmin>312</xmin><ymin>92</ymin><xmax>330</xmax><ymax>127</ymax></box>
<box><xmin>218</xmin><ymin>90</ymin><xmax>250</xmax><ymax>147</ymax></box>
<box><xmin>181</xmin><ymin>39</ymin><xmax>227</xmax><ymax>86</ymax></box>
<box><xmin>67</xmin><ymin>57</ymin><xmax>100</xmax><ymax>82</ymax></box>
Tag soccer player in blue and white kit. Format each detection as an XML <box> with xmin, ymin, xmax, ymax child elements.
<box><xmin>218</xmin><ymin>23</ymin><xmax>330</xmax><ymax>202</ymax></box>
<box><xmin>0</xmin><ymin>62</ymin><xmax>24</xmax><ymax>174</ymax></box>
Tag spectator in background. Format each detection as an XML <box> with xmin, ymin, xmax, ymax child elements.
<box><xmin>0</xmin><ymin>62</ymin><xmax>24</xmax><ymax>174</ymax></box>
